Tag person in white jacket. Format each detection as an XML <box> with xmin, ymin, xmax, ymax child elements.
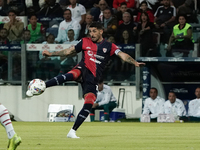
<box><xmin>188</xmin><ymin>87</ymin><xmax>200</xmax><ymax>117</ymax></box>
<box><xmin>55</xmin><ymin>9</ymin><xmax>81</xmax><ymax>43</ymax></box>
<box><xmin>143</xmin><ymin>87</ymin><xmax>165</xmax><ymax>119</ymax></box>
<box><xmin>90</xmin><ymin>78</ymin><xmax>117</xmax><ymax>122</ymax></box>
<box><xmin>164</xmin><ymin>91</ymin><xmax>186</xmax><ymax>119</ymax></box>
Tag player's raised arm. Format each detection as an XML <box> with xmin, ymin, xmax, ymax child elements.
<box><xmin>117</xmin><ymin>51</ymin><xmax>145</xmax><ymax>67</ymax></box>
<box><xmin>42</xmin><ymin>45</ymin><xmax>77</xmax><ymax>57</ymax></box>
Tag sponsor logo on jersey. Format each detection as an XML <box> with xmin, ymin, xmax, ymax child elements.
<box><xmin>90</xmin><ymin>58</ymin><xmax>101</xmax><ymax>64</ymax></box>
<box><xmin>86</xmin><ymin>46</ymin><xmax>91</xmax><ymax>49</ymax></box>
<box><xmin>94</xmin><ymin>54</ymin><xmax>104</xmax><ymax>59</ymax></box>
<box><xmin>87</xmin><ymin>50</ymin><xmax>93</xmax><ymax>57</ymax></box>
<box><xmin>103</xmin><ymin>48</ymin><xmax>107</xmax><ymax>53</ymax></box>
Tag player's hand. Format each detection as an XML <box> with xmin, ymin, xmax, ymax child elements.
<box><xmin>42</xmin><ymin>50</ymin><xmax>52</xmax><ymax>57</ymax></box>
<box><xmin>135</xmin><ymin>62</ymin><xmax>145</xmax><ymax>67</ymax></box>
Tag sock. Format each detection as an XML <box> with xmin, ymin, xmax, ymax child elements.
<box><xmin>90</xmin><ymin>113</ymin><xmax>95</xmax><ymax>122</ymax></box>
<box><xmin>0</xmin><ymin>105</ymin><xmax>15</xmax><ymax>139</ymax></box>
<box><xmin>104</xmin><ymin>112</ymin><xmax>109</xmax><ymax>121</ymax></box>
<box><xmin>45</xmin><ymin>69</ymin><xmax>81</xmax><ymax>88</ymax></box>
<box><xmin>72</xmin><ymin>104</ymin><xmax>93</xmax><ymax>130</ymax></box>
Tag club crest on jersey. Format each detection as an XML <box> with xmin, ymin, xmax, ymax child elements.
<box><xmin>103</xmin><ymin>48</ymin><xmax>107</xmax><ymax>53</ymax></box>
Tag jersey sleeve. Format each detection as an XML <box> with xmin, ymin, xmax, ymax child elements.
<box><xmin>74</xmin><ymin>39</ymin><xmax>83</xmax><ymax>53</ymax></box>
<box><xmin>110</xmin><ymin>43</ymin><xmax>121</xmax><ymax>56</ymax></box>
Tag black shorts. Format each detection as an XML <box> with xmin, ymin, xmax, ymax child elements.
<box><xmin>73</xmin><ymin>63</ymin><xmax>98</xmax><ymax>97</ymax></box>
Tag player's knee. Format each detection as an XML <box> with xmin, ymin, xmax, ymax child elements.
<box><xmin>84</xmin><ymin>93</ymin><xmax>96</xmax><ymax>105</ymax></box>
<box><xmin>68</xmin><ymin>69</ymin><xmax>81</xmax><ymax>80</ymax></box>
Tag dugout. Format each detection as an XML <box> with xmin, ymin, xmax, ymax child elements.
<box><xmin>136</xmin><ymin>56</ymin><xmax>200</xmax><ymax>115</ymax></box>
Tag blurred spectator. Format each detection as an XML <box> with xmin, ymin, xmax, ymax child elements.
<box><xmin>135</xmin><ymin>1</ymin><xmax>154</xmax><ymax>23</ymax></box>
<box><xmin>78</xmin><ymin>13</ymin><xmax>93</xmax><ymax>40</ymax></box>
<box><xmin>154</xmin><ymin>0</ymin><xmax>176</xmax><ymax>43</ymax></box>
<box><xmin>134</xmin><ymin>12</ymin><xmax>155</xmax><ymax>56</ymax></box>
<box><xmin>115</xmin><ymin>2</ymin><xmax>133</xmax><ymax>25</ymax></box>
<box><xmin>78</xmin><ymin>0</ymin><xmax>99</xmax><ymax>9</ymax></box>
<box><xmin>164</xmin><ymin>91</ymin><xmax>186</xmax><ymax>120</ymax></box>
<box><xmin>107</xmin><ymin>35</ymin><xmax>115</xmax><ymax>43</ymax></box>
<box><xmin>167</xmin><ymin>14</ymin><xmax>194</xmax><ymax>57</ymax></box>
<box><xmin>7</xmin><ymin>0</ymin><xmax>25</xmax><ymax>15</ymax></box>
<box><xmin>27</xmin><ymin>14</ymin><xmax>45</xmax><ymax>43</ymax></box>
<box><xmin>143</xmin><ymin>87</ymin><xmax>165</xmax><ymax>119</ymax></box>
<box><xmin>118</xmin><ymin>29</ymin><xmax>134</xmax><ymax>44</ymax></box>
<box><xmin>55</xmin><ymin>9</ymin><xmax>81</xmax><ymax>43</ymax></box>
<box><xmin>20</xmin><ymin>29</ymin><xmax>33</xmax><ymax>44</ymax></box>
<box><xmin>63</xmin><ymin>29</ymin><xmax>78</xmax><ymax>44</ymax></box>
<box><xmin>115</xmin><ymin>11</ymin><xmax>135</xmax><ymax>43</ymax></box>
<box><xmin>0</xmin><ymin>0</ymin><xmax>8</xmax><ymax>16</ymax></box>
<box><xmin>0</xmin><ymin>28</ymin><xmax>9</xmax><ymax>44</ymax></box>
<box><xmin>138</xmin><ymin>0</ymin><xmax>160</xmax><ymax>13</ymax></box>
<box><xmin>90</xmin><ymin>78</ymin><xmax>117</xmax><ymax>122</ymax></box>
<box><xmin>38</xmin><ymin>34</ymin><xmax>60</xmax><ymax>79</ymax></box>
<box><xmin>113</xmin><ymin>0</ymin><xmax>135</xmax><ymax>12</ymax></box>
<box><xmin>188</xmin><ymin>87</ymin><xmax>200</xmax><ymax>117</ymax></box>
<box><xmin>37</xmin><ymin>0</ymin><xmax>63</xmax><ymax>17</ymax></box>
<box><xmin>90</xmin><ymin>0</ymin><xmax>108</xmax><ymax>22</ymax></box>
<box><xmin>25</xmin><ymin>0</ymin><xmax>44</xmax><ymax>15</ymax></box>
<box><xmin>100</xmin><ymin>8</ymin><xmax>117</xmax><ymax>38</ymax></box>
<box><xmin>67</xmin><ymin>0</ymin><xmax>86</xmax><ymax>25</ymax></box>
<box><xmin>3</xmin><ymin>10</ymin><xmax>24</xmax><ymax>42</ymax></box>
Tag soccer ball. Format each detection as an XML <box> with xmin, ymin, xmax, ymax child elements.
<box><xmin>26</xmin><ymin>79</ymin><xmax>46</xmax><ymax>97</ymax></box>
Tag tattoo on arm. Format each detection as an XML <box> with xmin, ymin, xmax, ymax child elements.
<box><xmin>51</xmin><ymin>47</ymin><xmax>76</xmax><ymax>57</ymax></box>
<box><xmin>126</xmin><ymin>55</ymin><xmax>136</xmax><ymax>65</ymax></box>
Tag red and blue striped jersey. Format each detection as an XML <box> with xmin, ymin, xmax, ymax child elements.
<box><xmin>75</xmin><ymin>37</ymin><xmax>120</xmax><ymax>77</ymax></box>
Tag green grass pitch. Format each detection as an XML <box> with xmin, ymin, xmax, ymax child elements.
<box><xmin>0</xmin><ymin>122</ymin><xmax>200</xmax><ymax>150</ymax></box>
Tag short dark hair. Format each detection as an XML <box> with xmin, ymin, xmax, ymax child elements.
<box><xmin>140</xmin><ymin>1</ymin><xmax>148</xmax><ymax>7</ymax></box>
<box><xmin>169</xmin><ymin>91</ymin><xmax>176</xmax><ymax>96</ymax></box>
<box><xmin>98</xmin><ymin>77</ymin><xmax>104</xmax><ymax>84</ymax></box>
<box><xmin>68</xmin><ymin>29</ymin><xmax>74</xmax><ymax>33</ymax></box>
<box><xmin>46</xmin><ymin>33</ymin><xmax>55</xmax><ymax>39</ymax></box>
<box><xmin>8</xmin><ymin>10</ymin><xmax>16</xmax><ymax>15</ymax></box>
<box><xmin>29</xmin><ymin>14</ymin><xmax>38</xmax><ymax>19</ymax></box>
<box><xmin>23</xmin><ymin>29</ymin><xmax>30</xmax><ymax>34</ymax></box>
<box><xmin>120</xmin><ymin>2</ymin><xmax>127</xmax><ymax>6</ymax></box>
<box><xmin>0</xmin><ymin>28</ymin><xmax>8</xmax><ymax>34</ymax></box>
<box><xmin>64</xmin><ymin>9</ymin><xmax>71</xmax><ymax>14</ymax></box>
<box><xmin>89</xmin><ymin>22</ymin><xmax>103</xmax><ymax>30</ymax></box>
<box><xmin>150</xmin><ymin>87</ymin><xmax>158</xmax><ymax>93</ymax></box>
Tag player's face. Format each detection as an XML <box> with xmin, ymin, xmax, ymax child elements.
<box><xmin>89</xmin><ymin>27</ymin><xmax>103</xmax><ymax>43</ymax></box>
<box><xmin>30</xmin><ymin>16</ymin><xmax>37</xmax><ymax>26</ymax></box>
<box><xmin>120</xmin><ymin>5</ymin><xmax>127</xmax><ymax>13</ymax></box>
<box><xmin>149</xmin><ymin>89</ymin><xmax>157</xmax><ymax>100</ymax></box>
<box><xmin>141</xmin><ymin>13</ymin><xmax>147</xmax><ymax>22</ymax></box>
<box><xmin>168</xmin><ymin>92</ymin><xmax>176</xmax><ymax>103</ymax></box>
<box><xmin>179</xmin><ymin>16</ymin><xmax>186</xmax><ymax>25</ymax></box>
<box><xmin>195</xmin><ymin>88</ymin><xmax>200</xmax><ymax>99</ymax></box>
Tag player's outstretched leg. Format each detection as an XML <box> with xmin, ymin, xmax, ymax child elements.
<box><xmin>0</xmin><ymin>104</ymin><xmax>21</xmax><ymax>150</ymax></box>
<box><xmin>26</xmin><ymin>69</ymin><xmax>81</xmax><ymax>97</ymax></box>
<box><xmin>67</xmin><ymin>93</ymin><xmax>96</xmax><ymax>138</ymax></box>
